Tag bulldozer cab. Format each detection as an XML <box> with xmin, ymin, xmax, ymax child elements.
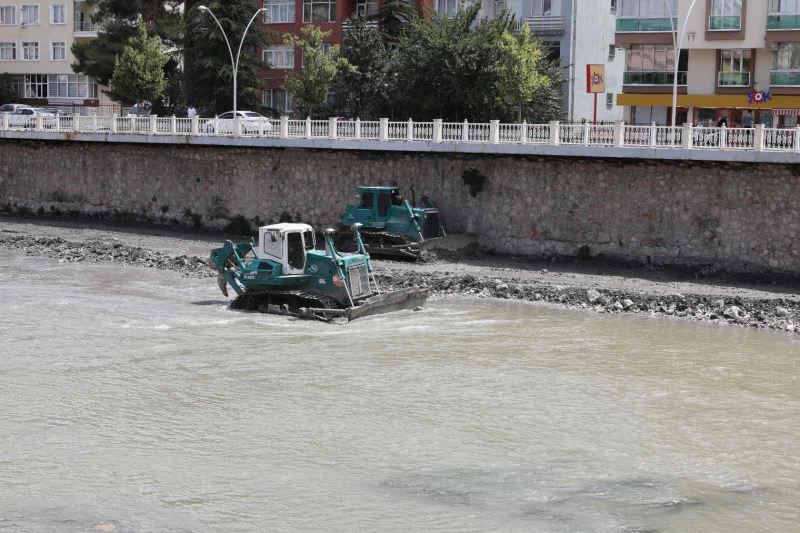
<box><xmin>256</xmin><ymin>223</ymin><xmax>315</xmax><ymax>275</ymax></box>
<box><xmin>356</xmin><ymin>186</ymin><xmax>402</xmax><ymax>226</ymax></box>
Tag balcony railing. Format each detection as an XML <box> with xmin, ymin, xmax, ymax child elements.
<box><xmin>768</xmin><ymin>13</ymin><xmax>800</xmax><ymax>30</ymax></box>
<box><xmin>623</xmin><ymin>71</ymin><xmax>687</xmax><ymax>86</ymax></box>
<box><xmin>616</xmin><ymin>17</ymin><xmax>676</xmax><ymax>32</ymax></box>
<box><xmin>709</xmin><ymin>15</ymin><xmax>741</xmax><ymax>30</ymax></box>
<box><xmin>525</xmin><ymin>16</ymin><xmax>564</xmax><ymax>34</ymax></box>
<box><xmin>74</xmin><ymin>20</ymin><xmax>97</xmax><ymax>33</ymax></box>
<box><xmin>771</xmin><ymin>70</ymin><xmax>800</xmax><ymax>86</ymax></box>
<box><xmin>718</xmin><ymin>71</ymin><xmax>750</xmax><ymax>87</ymax></box>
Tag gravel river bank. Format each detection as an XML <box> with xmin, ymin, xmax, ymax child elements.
<box><xmin>1</xmin><ymin>215</ymin><xmax>798</xmax><ymax>334</ymax></box>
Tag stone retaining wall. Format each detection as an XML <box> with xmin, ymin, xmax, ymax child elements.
<box><xmin>1</xmin><ymin>139</ymin><xmax>798</xmax><ymax>275</ymax></box>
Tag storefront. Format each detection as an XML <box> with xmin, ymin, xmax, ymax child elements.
<box><xmin>617</xmin><ymin>94</ymin><xmax>800</xmax><ymax>128</ymax></box>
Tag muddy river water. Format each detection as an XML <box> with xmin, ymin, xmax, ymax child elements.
<box><xmin>0</xmin><ymin>250</ymin><xmax>799</xmax><ymax>532</ymax></box>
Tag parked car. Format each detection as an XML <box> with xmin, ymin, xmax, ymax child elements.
<box><xmin>1</xmin><ymin>103</ymin><xmax>36</xmax><ymax>114</ymax></box>
<box><xmin>202</xmin><ymin>111</ymin><xmax>273</xmax><ymax>134</ymax></box>
<box><xmin>126</xmin><ymin>104</ymin><xmax>151</xmax><ymax>117</ymax></box>
<box><xmin>8</xmin><ymin>107</ymin><xmax>56</xmax><ymax>128</ymax></box>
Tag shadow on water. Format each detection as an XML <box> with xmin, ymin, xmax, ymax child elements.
<box><xmin>379</xmin><ymin>467</ymin><xmax>763</xmax><ymax>532</ymax></box>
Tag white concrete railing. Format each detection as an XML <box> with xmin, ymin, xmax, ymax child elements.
<box><xmin>4</xmin><ymin>113</ymin><xmax>800</xmax><ymax>152</ymax></box>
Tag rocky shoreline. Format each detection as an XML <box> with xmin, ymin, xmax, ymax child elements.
<box><xmin>1</xmin><ymin>230</ymin><xmax>798</xmax><ymax>335</ymax></box>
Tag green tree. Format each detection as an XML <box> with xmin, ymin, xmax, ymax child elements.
<box><xmin>284</xmin><ymin>26</ymin><xmax>353</xmax><ymax>118</ymax></box>
<box><xmin>339</xmin><ymin>16</ymin><xmax>394</xmax><ymax>118</ymax></box>
<box><xmin>392</xmin><ymin>4</ymin><xmax>561</xmax><ymax>122</ymax></box>
<box><xmin>492</xmin><ymin>26</ymin><xmax>549</xmax><ymax>121</ymax></box>
<box><xmin>377</xmin><ymin>0</ymin><xmax>416</xmax><ymax>39</ymax></box>
<box><xmin>184</xmin><ymin>0</ymin><xmax>269</xmax><ymax>115</ymax></box>
<box><xmin>72</xmin><ymin>1</ymin><xmax>183</xmax><ymax>87</ymax></box>
<box><xmin>110</xmin><ymin>21</ymin><xmax>168</xmax><ymax>104</ymax></box>
<box><xmin>0</xmin><ymin>73</ymin><xmax>17</xmax><ymax>103</ymax></box>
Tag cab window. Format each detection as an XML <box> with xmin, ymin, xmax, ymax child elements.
<box><xmin>287</xmin><ymin>232</ymin><xmax>305</xmax><ymax>270</ymax></box>
<box><xmin>263</xmin><ymin>230</ymin><xmax>282</xmax><ymax>259</ymax></box>
<box><xmin>377</xmin><ymin>192</ymin><xmax>391</xmax><ymax>217</ymax></box>
<box><xmin>303</xmin><ymin>230</ymin><xmax>315</xmax><ymax>250</ymax></box>
<box><xmin>359</xmin><ymin>192</ymin><xmax>373</xmax><ymax>209</ymax></box>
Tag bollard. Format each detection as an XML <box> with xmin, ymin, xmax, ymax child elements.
<box><xmin>280</xmin><ymin>116</ymin><xmax>289</xmax><ymax>138</ymax></box>
<box><xmin>433</xmin><ymin>119</ymin><xmax>442</xmax><ymax>143</ymax></box>
<box><xmin>549</xmin><ymin>120</ymin><xmax>560</xmax><ymax>145</ymax></box>
<box><xmin>329</xmin><ymin>117</ymin><xmax>338</xmax><ymax>139</ymax></box>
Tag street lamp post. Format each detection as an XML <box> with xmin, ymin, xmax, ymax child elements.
<box><xmin>197</xmin><ymin>5</ymin><xmax>267</xmax><ymax>114</ymax></box>
<box><xmin>664</xmin><ymin>0</ymin><xmax>700</xmax><ymax>137</ymax></box>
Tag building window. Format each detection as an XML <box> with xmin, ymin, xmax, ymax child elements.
<box><xmin>51</xmin><ymin>41</ymin><xmax>66</xmax><ymax>61</ymax></box>
<box><xmin>718</xmin><ymin>49</ymin><xmax>751</xmax><ymax>86</ymax></box>
<box><xmin>0</xmin><ymin>6</ymin><xmax>16</xmax><ymax>25</ymax></box>
<box><xmin>263</xmin><ymin>89</ymin><xmax>294</xmax><ymax>114</ymax></box>
<box><xmin>610</xmin><ymin>0</ymin><xmax>617</xmax><ymax>12</ymax></box>
<box><xmin>770</xmin><ymin>0</ymin><xmax>800</xmax><ymax>14</ymax></box>
<box><xmin>24</xmin><ymin>74</ymin><xmax>47</xmax><ymax>98</ymax></box>
<box><xmin>47</xmin><ymin>74</ymin><xmax>97</xmax><ymax>99</ymax></box>
<box><xmin>22</xmin><ymin>42</ymin><xmax>39</xmax><ymax>61</ymax></box>
<box><xmin>356</xmin><ymin>0</ymin><xmax>379</xmax><ymax>17</ymax></box>
<box><xmin>51</xmin><ymin>4</ymin><xmax>66</xmax><ymax>24</ymax></box>
<box><xmin>494</xmin><ymin>0</ymin><xmax>506</xmax><ymax>16</ymax></box>
<box><xmin>624</xmin><ymin>44</ymin><xmax>687</xmax><ymax>85</ymax></box>
<box><xmin>264</xmin><ymin>0</ymin><xmax>295</xmax><ymax>23</ymax></box>
<box><xmin>531</xmin><ymin>0</ymin><xmax>560</xmax><ymax>16</ymax></box>
<box><xmin>303</xmin><ymin>0</ymin><xmax>336</xmax><ymax>22</ymax></box>
<box><xmin>710</xmin><ymin>0</ymin><xmax>742</xmax><ymax>30</ymax></box>
<box><xmin>608</xmin><ymin>44</ymin><xmax>616</xmax><ymax>60</ymax></box>
<box><xmin>0</xmin><ymin>42</ymin><xmax>16</xmax><ymax>61</ymax></box>
<box><xmin>618</xmin><ymin>0</ymin><xmax>675</xmax><ymax>18</ymax></box>
<box><xmin>21</xmin><ymin>5</ymin><xmax>40</xmax><ymax>25</ymax></box>
<box><xmin>263</xmin><ymin>45</ymin><xmax>295</xmax><ymax>69</ymax></box>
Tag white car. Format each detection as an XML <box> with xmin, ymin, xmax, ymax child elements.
<box><xmin>8</xmin><ymin>107</ymin><xmax>56</xmax><ymax>128</ymax></box>
<box><xmin>203</xmin><ymin>111</ymin><xmax>273</xmax><ymax>134</ymax></box>
<box><xmin>0</xmin><ymin>103</ymin><xmax>33</xmax><ymax>114</ymax></box>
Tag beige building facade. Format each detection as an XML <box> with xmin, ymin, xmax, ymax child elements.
<box><xmin>616</xmin><ymin>0</ymin><xmax>800</xmax><ymax>128</ymax></box>
<box><xmin>0</xmin><ymin>0</ymin><xmax>115</xmax><ymax>110</ymax></box>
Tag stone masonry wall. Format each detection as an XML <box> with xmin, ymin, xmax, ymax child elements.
<box><xmin>1</xmin><ymin>139</ymin><xmax>799</xmax><ymax>275</ymax></box>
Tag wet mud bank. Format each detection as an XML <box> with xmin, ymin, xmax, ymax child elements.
<box><xmin>2</xmin><ymin>223</ymin><xmax>799</xmax><ymax>336</ymax></box>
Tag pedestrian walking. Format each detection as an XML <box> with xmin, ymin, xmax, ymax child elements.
<box><xmin>187</xmin><ymin>106</ymin><xmax>197</xmax><ymax>119</ymax></box>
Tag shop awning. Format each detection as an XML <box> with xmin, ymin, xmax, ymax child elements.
<box><xmin>616</xmin><ymin>93</ymin><xmax>800</xmax><ymax>109</ymax></box>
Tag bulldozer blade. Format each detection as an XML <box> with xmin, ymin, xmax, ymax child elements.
<box><xmin>419</xmin><ymin>233</ymin><xmax>479</xmax><ymax>255</ymax></box>
<box><xmin>347</xmin><ymin>287</ymin><xmax>430</xmax><ymax>321</ymax></box>
<box><xmin>217</xmin><ymin>272</ymin><xmax>229</xmax><ymax>297</ymax></box>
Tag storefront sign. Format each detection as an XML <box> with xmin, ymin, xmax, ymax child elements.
<box><xmin>747</xmin><ymin>91</ymin><xmax>772</xmax><ymax>105</ymax></box>
<box><xmin>586</xmin><ymin>65</ymin><xmax>605</xmax><ymax>94</ymax></box>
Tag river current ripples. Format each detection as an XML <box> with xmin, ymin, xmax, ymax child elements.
<box><xmin>0</xmin><ymin>250</ymin><xmax>798</xmax><ymax>532</ymax></box>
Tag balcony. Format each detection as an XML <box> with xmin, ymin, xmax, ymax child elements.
<box><xmin>623</xmin><ymin>71</ymin><xmax>687</xmax><ymax>85</ymax></box>
<box><xmin>709</xmin><ymin>15</ymin><xmax>741</xmax><ymax>31</ymax></box>
<box><xmin>717</xmin><ymin>71</ymin><xmax>750</xmax><ymax>87</ymax></box>
<box><xmin>525</xmin><ymin>16</ymin><xmax>564</xmax><ymax>36</ymax></box>
<box><xmin>771</xmin><ymin>70</ymin><xmax>800</xmax><ymax>86</ymax></box>
<box><xmin>616</xmin><ymin>17</ymin><xmax>677</xmax><ymax>32</ymax></box>
<box><xmin>768</xmin><ymin>14</ymin><xmax>800</xmax><ymax>30</ymax></box>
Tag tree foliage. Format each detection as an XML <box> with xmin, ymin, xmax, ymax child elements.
<box><xmin>110</xmin><ymin>21</ymin><xmax>168</xmax><ymax>104</ymax></box>
<box><xmin>284</xmin><ymin>26</ymin><xmax>353</xmax><ymax>118</ymax></box>
<box><xmin>184</xmin><ymin>0</ymin><xmax>269</xmax><ymax>115</ymax></box>
<box><xmin>72</xmin><ymin>0</ymin><xmax>182</xmax><ymax>86</ymax></box>
<box><xmin>0</xmin><ymin>73</ymin><xmax>17</xmax><ymax>103</ymax></box>
<box><xmin>338</xmin><ymin>16</ymin><xmax>394</xmax><ymax>118</ymax></box>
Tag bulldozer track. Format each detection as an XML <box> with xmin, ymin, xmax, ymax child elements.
<box><xmin>232</xmin><ymin>287</ymin><xmax>339</xmax><ymax>313</ymax></box>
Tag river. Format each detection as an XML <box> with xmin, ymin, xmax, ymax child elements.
<box><xmin>0</xmin><ymin>250</ymin><xmax>798</xmax><ymax>532</ymax></box>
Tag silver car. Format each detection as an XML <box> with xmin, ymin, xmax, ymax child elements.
<box><xmin>8</xmin><ymin>107</ymin><xmax>57</xmax><ymax>129</ymax></box>
<box><xmin>203</xmin><ymin>111</ymin><xmax>273</xmax><ymax>134</ymax></box>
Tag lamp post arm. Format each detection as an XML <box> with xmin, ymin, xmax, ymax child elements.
<box><xmin>235</xmin><ymin>8</ymin><xmax>267</xmax><ymax>73</ymax></box>
<box><xmin>201</xmin><ymin>8</ymin><xmax>236</xmax><ymax>78</ymax></box>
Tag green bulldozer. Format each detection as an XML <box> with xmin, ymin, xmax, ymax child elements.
<box><xmin>210</xmin><ymin>222</ymin><xmax>428</xmax><ymax>322</ymax></box>
<box><xmin>337</xmin><ymin>186</ymin><xmax>477</xmax><ymax>259</ymax></box>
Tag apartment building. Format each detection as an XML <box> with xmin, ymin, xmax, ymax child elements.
<box><xmin>257</xmin><ymin>0</ymin><xmax>422</xmax><ymax>114</ymax></box>
<box><xmin>471</xmin><ymin>0</ymin><xmax>624</xmax><ymax>122</ymax></box>
<box><xmin>257</xmin><ymin>0</ymin><xmax>624</xmax><ymax>121</ymax></box>
<box><xmin>0</xmin><ymin>0</ymin><xmax>113</xmax><ymax>109</ymax></box>
<box><xmin>616</xmin><ymin>0</ymin><xmax>800</xmax><ymax>127</ymax></box>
